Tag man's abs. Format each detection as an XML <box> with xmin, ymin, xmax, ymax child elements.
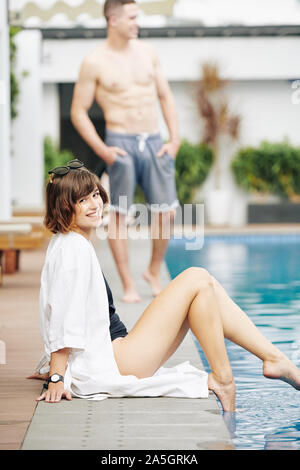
<box><xmin>96</xmin><ymin>84</ymin><xmax>159</xmax><ymax>134</ymax></box>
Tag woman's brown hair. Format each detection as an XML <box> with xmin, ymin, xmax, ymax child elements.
<box><xmin>44</xmin><ymin>167</ymin><xmax>109</xmax><ymax>234</ymax></box>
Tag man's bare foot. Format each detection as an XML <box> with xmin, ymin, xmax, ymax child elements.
<box><xmin>142</xmin><ymin>269</ymin><xmax>162</xmax><ymax>297</ymax></box>
<box><xmin>208</xmin><ymin>372</ymin><xmax>236</xmax><ymax>412</ymax></box>
<box><xmin>263</xmin><ymin>355</ymin><xmax>300</xmax><ymax>390</ymax></box>
<box><xmin>122</xmin><ymin>289</ymin><xmax>141</xmax><ymax>303</ymax></box>
<box><xmin>27</xmin><ymin>372</ymin><xmax>49</xmax><ymax>381</ymax></box>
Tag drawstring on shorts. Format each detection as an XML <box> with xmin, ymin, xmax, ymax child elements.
<box><xmin>137</xmin><ymin>133</ymin><xmax>149</xmax><ymax>152</ymax></box>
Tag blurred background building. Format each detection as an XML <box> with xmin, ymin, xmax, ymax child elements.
<box><xmin>3</xmin><ymin>0</ymin><xmax>300</xmax><ymax>224</ymax></box>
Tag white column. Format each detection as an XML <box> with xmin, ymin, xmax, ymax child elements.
<box><xmin>11</xmin><ymin>30</ymin><xmax>44</xmax><ymax>211</ymax></box>
<box><xmin>42</xmin><ymin>83</ymin><xmax>60</xmax><ymax>143</ymax></box>
<box><xmin>0</xmin><ymin>0</ymin><xmax>12</xmax><ymax>220</ymax></box>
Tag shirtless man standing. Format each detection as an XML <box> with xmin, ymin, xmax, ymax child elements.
<box><xmin>71</xmin><ymin>0</ymin><xmax>180</xmax><ymax>303</ymax></box>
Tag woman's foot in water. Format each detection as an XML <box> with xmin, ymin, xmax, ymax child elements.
<box><xmin>263</xmin><ymin>354</ymin><xmax>300</xmax><ymax>390</ymax></box>
<box><xmin>208</xmin><ymin>372</ymin><xmax>236</xmax><ymax>412</ymax></box>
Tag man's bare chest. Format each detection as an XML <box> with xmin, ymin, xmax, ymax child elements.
<box><xmin>97</xmin><ymin>53</ymin><xmax>155</xmax><ymax>92</ymax></box>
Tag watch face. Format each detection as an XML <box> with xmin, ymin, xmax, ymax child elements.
<box><xmin>51</xmin><ymin>374</ymin><xmax>60</xmax><ymax>382</ymax></box>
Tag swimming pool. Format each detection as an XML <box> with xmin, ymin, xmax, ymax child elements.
<box><xmin>165</xmin><ymin>234</ymin><xmax>300</xmax><ymax>450</ymax></box>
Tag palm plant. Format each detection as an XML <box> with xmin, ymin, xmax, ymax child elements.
<box><xmin>195</xmin><ymin>63</ymin><xmax>241</xmax><ymax>189</ymax></box>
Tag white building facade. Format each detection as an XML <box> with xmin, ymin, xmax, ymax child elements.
<box><xmin>10</xmin><ymin>25</ymin><xmax>300</xmax><ymax>225</ymax></box>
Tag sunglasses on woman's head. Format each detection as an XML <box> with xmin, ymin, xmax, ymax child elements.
<box><xmin>48</xmin><ymin>159</ymin><xmax>85</xmax><ymax>176</ymax></box>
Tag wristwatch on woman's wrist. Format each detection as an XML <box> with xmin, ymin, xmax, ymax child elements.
<box><xmin>42</xmin><ymin>373</ymin><xmax>64</xmax><ymax>391</ymax></box>
<box><xmin>47</xmin><ymin>373</ymin><xmax>64</xmax><ymax>385</ymax></box>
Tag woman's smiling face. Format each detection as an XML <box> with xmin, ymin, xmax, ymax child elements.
<box><xmin>73</xmin><ymin>187</ymin><xmax>104</xmax><ymax>236</ymax></box>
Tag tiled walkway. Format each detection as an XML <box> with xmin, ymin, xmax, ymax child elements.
<box><xmin>0</xmin><ymin>245</ymin><xmax>47</xmax><ymax>450</ymax></box>
<box><xmin>0</xmin><ymin>235</ymin><xmax>231</xmax><ymax>450</ymax></box>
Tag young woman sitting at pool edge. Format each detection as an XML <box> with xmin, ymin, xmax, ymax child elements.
<box><xmin>31</xmin><ymin>160</ymin><xmax>300</xmax><ymax>412</ymax></box>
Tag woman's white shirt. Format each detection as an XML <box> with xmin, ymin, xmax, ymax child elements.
<box><xmin>39</xmin><ymin>231</ymin><xmax>208</xmax><ymax>400</ymax></box>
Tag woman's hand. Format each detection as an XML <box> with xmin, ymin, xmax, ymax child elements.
<box><xmin>36</xmin><ymin>382</ymin><xmax>72</xmax><ymax>403</ymax></box>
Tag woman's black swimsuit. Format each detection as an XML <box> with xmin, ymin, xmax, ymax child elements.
<box><xmin>103</xmin><ymin>274</ymin><xmax>128</xmax><ymax>341</ymax></box>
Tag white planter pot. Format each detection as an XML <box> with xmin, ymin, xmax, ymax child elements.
<box><xmin>205</xmin><ymin>189</ymin><xmax>232</xmax><ymax>226</ymax></box>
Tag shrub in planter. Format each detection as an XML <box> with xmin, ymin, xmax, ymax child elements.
<box><xmin>231</xmin><ymin>141</ymin><xmax>300</xmax><ymax>202</ymax></box>
<box><xmin>175</xmin><ymin>140</ymin><xmax>213</xmax><ymax>204</ymax></box>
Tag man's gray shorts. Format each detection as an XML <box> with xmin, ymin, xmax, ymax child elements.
<box><xmin>105</xmin><ymin>130</ymin><xmax>179</xmax><ymax>214</ymax></box>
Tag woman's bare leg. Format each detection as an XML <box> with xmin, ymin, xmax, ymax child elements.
<box><xmin>187</xmin><ymin>276</ymin><xmax>236</xmax><ymax>410</ymax></box>
<box><xmin>113</xmin><ymin>267</ymin><xmax>300</xmax><ymax>411</ymax></box>
<box><xmin>113</xmin><ymin>267</ymin><xmax>236</xmax><ymax>411</ymax></box>
<box><xmin>157</xmin><ymin>318</ymin><xmax>190</xmax><ymax>368</ymax></box>
<box><xmin>156</xmin><ymin>274</ymin><xmax>300</xmax><ymax>391</ymax></box>
<box><xmin>211</xmin><ymin>277</ymin><xmax>300</xmax><ymax>390</ymax></box>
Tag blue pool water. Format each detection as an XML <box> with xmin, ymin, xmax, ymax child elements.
<box><xmin>165</xmin><ymin>234</ymin><xmax>300</xmax><ymax>450</ymax></box>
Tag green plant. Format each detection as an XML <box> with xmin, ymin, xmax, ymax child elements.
<box><xmin>44</xmin><ymin>136</ymin><xmax>75</xmax><ymax>184</ymax></box>
<box><xmin>175</xmin><ymin>140</ymin><xmax>213</xmax><ymax>204</ymax></box>
<box><xmin>231</xmin><ymin>141</ymin><xmax>300</xmax><ymax>202</ymax></box>
<box><xmin>10</xmin><ymin>26</ymin><xmax>21</xmax><ymax>121</ymax></box>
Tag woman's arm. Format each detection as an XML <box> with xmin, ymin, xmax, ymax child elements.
<box><xmin>36</xmin><ymin>241</ymin><xmax>91</xmax><ymax>402</ymax></box>
<box><xmin>36</xmin><ymin>348</ymin><xmax>72</xmax><ymax>403</ymax></box>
